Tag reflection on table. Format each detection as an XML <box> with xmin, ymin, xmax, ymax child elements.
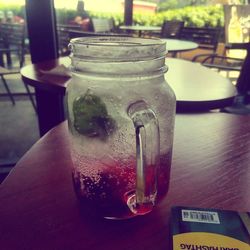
<box><xmin>1</xmin><ymin>113</ymin><xmax>250</xmax><ymax>249</ymax></box>
<box><xmin>20</xmin><ymin>57</ymin><xmax>236</xmax><ymax>135</ymax></box>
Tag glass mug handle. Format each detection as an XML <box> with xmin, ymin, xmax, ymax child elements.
<box><xmin>127</xmin><ymin>101</ymin><xmax>160</xmax><ymax>215</ymax></box>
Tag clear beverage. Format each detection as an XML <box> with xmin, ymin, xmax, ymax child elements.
<box><xmin>66</xmin><ymin>37</ymin><xmax>176</xmax><ymax>219</ymax></box>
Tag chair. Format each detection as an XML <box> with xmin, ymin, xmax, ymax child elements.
<box><xmin>193</xmin><ymin>42</ymin><xmax>248</xmax><ymax>83</ymax></box>
<box><xmin>195</xmin><ymin>54</ymin><xmax>243</xmax><ymax>82</ymax></box>
<box><xmin>90</xmin><ymin>18</ymin><xmax>115</xmax><ymax>33</ymax></box>
<box><xmin>0</xmin><ymin>23</ymin><xmax>36</xmax><ymax>110</ymax></box>
<box><xmin>161</xmin><ymin>20</ymin><xmax>184</xmax><ymax>38</ymax></box>
<box><xmin>57</xmin><ymin>27</ymin><xmax>70</xmax><ymax>56</ymax></box>
<box><xmin>179</xmin><ymin>26</ymin><xmax>221</xmax><ymax>61</ymax></box>
<box><xmin>194</xmin><ymin>43</ymin><xmax>250</xmax><ymax>114</ymax></box>
<box><xmin>68</xmin><ymin>29</ymin><xmax>124</xmax><ymax>39</ymax></box>
<box><xmin>57</xmin><ymin>24</ymin><xmax>82</xmax><ymax>56</ymax></box>
<box><xmin>57</xmin><ymin>24</ymin><xmax>125</xmax><ymax>56</ymax></box>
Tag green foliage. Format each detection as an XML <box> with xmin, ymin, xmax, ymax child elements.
<box><xmin>94</xmin><ymin>5</ymin><xmax>223</xmax><ymax>28</ymax></box>
<box><xmin>0</xmin><ymin>4</ymin><xmax>25</xmax><ymax>18</ymax></box>
<box><xmin>158</xmin><ymin>0</ymin><xmax>179</xmax><ymax>11</ymax></box>
<box><xmin>88</xmin><ymin>11</ymin><xmax>124</xmax><ymax>26</ymax></box>
<box><xmin>82</xmin><ymin>5</ymin><xmax>224</xmax><ymax>28</ymax></box>
<box><xmin>158</xmin><ymin>0</ymin><xmax>211</xmax><ymax>11</ymax></box>
<box><xmin>141</xmin><ymin>0</ymin><xmax>158</xmax><ymax>2</ymax></box>
<box><xmin>56</xmin><ymin>9</ymin><xmax>78</xmax><ymax>24</ymax></box>
<box><xmin>0</xmin><ymin>4</ymin><xmax>224</xmax><ymax>28</ymax></box>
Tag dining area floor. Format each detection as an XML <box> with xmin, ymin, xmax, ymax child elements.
<box><xmin>0</xmin><ymin>75</ymin><xmax>39</xmax><ymax>183</ymax></box>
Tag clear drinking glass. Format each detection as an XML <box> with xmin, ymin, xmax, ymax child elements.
<box><xmin>66</xmin><ymin>36</ymin><xmax>176</xmax><ymax>219</ymax></box>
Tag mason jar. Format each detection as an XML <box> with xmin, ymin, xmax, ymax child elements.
<box><xmin>66</xmin><ymin>36</ymin><xmax>176</xmax><ymax>219</ymax></box>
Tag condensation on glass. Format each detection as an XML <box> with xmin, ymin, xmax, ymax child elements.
<box><xmin>66</xmin><ymin>36</ymin><xmax>176</xmax><ymax>219</ymax></box>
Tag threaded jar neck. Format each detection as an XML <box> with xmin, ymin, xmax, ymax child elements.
<box><xmin>69</xmin><ymin>37</ymin><xmax>167</xmax><ymax>77</ymax></box>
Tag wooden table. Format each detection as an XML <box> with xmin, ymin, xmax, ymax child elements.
<box><xmin>21</xmin><ymin>57</ymin><xmax>71</xmax><ymax>136</ymax></box>
<box><xmin>119</xmin><ymin>25</ymin><xmax>161</xmax><ymax>37</ymax></box>
<box><xmin>21</xmin><ymin>57</ymin><xmax>236</xmax><ymax>136</ymax></box>
<box><xmin>1</xmin><ymin>113</ymin><xmax>250</xmax><ymax>250</ymax></box>
<box><xmin>162</xmin><ymin>38</ymin><xmax>198</xmax><ymax>56</ymax></box>
<box><xmin>166</xmin><ymin>58</ymin><xmax>237</xmax><ymax>111</ymax></box>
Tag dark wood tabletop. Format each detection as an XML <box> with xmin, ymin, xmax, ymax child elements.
<box><xmin>1</xmin><ymin>112</ymin><xmax>250</xmax><ymax>250</ymax></box>
<box><xmin>21</xmin><ymin>57</ymin><xmax>71</xmax><ymax>94</ymax></box>
<box><xmin>21</xmin><ymin>57</ymin><xmax>236</xmax><ymax>102</ymax></box>
<box><xmin>166</xmin><ymin>58</ymin><xmax>237</xmax><ymax>111</ymax></box>
<box><xmin>21</xmin><ymin>57</ymin><xmax>237</xmax><ymax>136</ymax></box>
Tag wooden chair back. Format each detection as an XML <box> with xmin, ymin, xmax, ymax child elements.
<box><xmin>0</xmin><ymin>23</ymin><xmax>36</xmax><ymax>110</ymax></box>
<box><xmin>56</xmin><ymin>26</ymin><xmax>123</xmax><ymax>56</ymax></box>
<box><xmin>0</xmin><ymin>23</ymin><xmax>26</xmax><ymax>67</ymax></box>
<box><xmin>161</xmin><ymin>20</ymin><xmax>184</xmax><ymax>38</ymax></box>
<box><xmin>180</xmin><ymin>27</ymin><xmax>221</xmax><ymax>52</ymax></box>
<box><xmin>57</xmin><ymin>24</ymin><xmax>83</xmax><ymax>56</ymax></box>
<box><xmin>90</xmin><ymin>18</ymin><xmax>115</xmax><ymax>33</ymax></box>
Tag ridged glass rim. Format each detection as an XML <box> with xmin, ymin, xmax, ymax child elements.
<box><xmin>70</xmin><ymin>36</ymin><xmax>166</xmax><ymax>47</ymax></box>
<box><xmin>69</xmin><ymin>36</ymin><xmax>166</xmax><ymax>61</ymax></box>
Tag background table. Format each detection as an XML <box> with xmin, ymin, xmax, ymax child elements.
<box><xmin>1</xmin><ymin>113</ymin><xmax>250</xmax><ymax>250</ymax></box>
<box><xmin>119</xmin><ymin>25</ymin><xmax>161</xmax><ymax>37</ymax></box>
<box><xmin>21</xmin><ymin>57</ymin><xmax>236</xmax><ymax>135</ymax></box>
<box><xmin>21</xmin><ymin>57</ymin><xmax>71</xmax><ymax>136</ymax></box>
<box><xmin>166</xmin><ymin>58</ymin><xmax>236</xmax><ymax>111</ymax></box>
<box><xmin>162</xmin><ymin>38</ymin><xmax>198</xmax><ymax>56</ymax></box>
